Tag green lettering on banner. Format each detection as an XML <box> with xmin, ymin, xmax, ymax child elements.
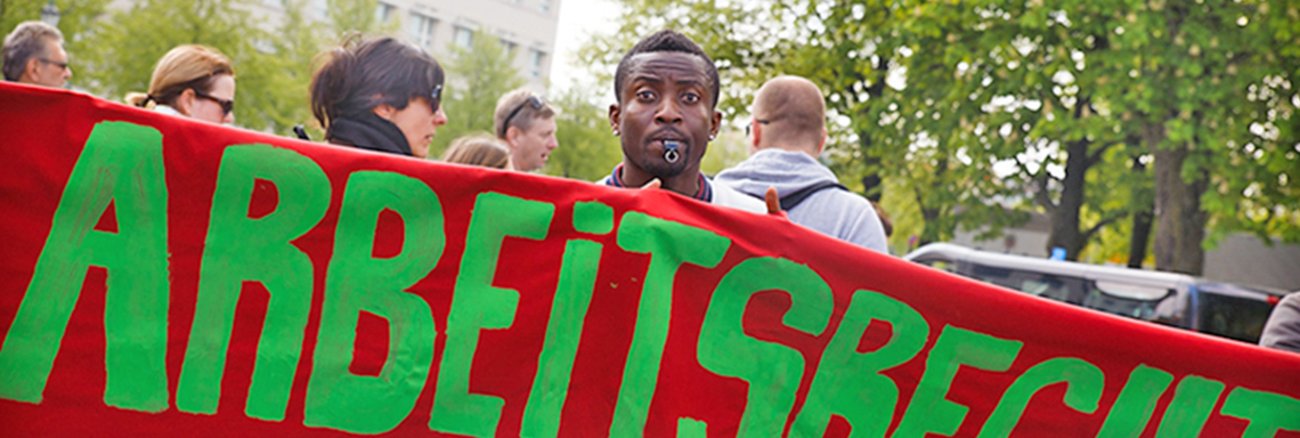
<box><xmin>1153</xmin><ymin>375</ymin><xmax>1224</xmax><ymax>437</ymax></box>
<box><xmin>429</xmin><ymin>192</ymin><xmax>555</xmax><ymax>437</ymax></box>
<box><xmin>698</xmin><ymin>257</ymin><xmax>833</xmax><ymax>437</ymax></box>
<box><xmin>790</xmin><ymin>290</ymin><xmax>929</xmax><ymax>437</ymax></box>
<box><xmin>677</xmin><ymin>417</ymin><xmax>708</xmax><ymax>437</ymax></box>
<box><xmin>176</xmin><ymin>145</ymin><xmax>329</xmax><ymax>420</ymax></box>
<box><xmin>894</xmin><ymin>326</ymin><xmax>1023</xmax><ymax>438</ymax></box>
<box><xmin>1220</xmin><ymin>387</ymin><xmax>1300</xmax><ymax>436</ymax></box>
<box><xmin>303</xmin><ymin>171</ymin><xmax>444</xmax><ymax>434</ymax></box>
<box><xmin>0</xmin><ymin>122</ymin><xmax>169</xmax><ymax>412</ymax></box>
<box><xmin>608</xmin><ymin>212</ymin><xmax>730</xmax><ymax>436</ymax></box>
<box><xmin>1096</xmin><ymin>364</ymin><xmax>1174</xmax><ymax>435</ymax></box>
<box><xmin>521</xmin><ymin>202</ymin><xmax>611</xmax><ymax>438</ymax></box>
<box><xmin>977</xmin><ymin>358</ymin><xmax>1104</xmax><ymax>438</ymax></box>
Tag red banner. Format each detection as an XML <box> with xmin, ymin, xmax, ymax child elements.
<box><xmin>0</xmin><ymin>83</ymin><xmax>1297</xmax><ymax>436</ymax></box>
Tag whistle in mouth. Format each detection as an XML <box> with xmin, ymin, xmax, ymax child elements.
<box><xmin>663</xmin><ymin>140</ymin><xmax>681</xmax><ymax>163</ymax></box>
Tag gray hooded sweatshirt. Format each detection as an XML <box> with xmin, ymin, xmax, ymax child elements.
<box><xmin>715</xmin><ymin>148</ymin><xmax>889</xmax><ymax>253</ymax></box>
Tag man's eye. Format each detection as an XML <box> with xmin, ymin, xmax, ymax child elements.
<box><xmin>682</xmin><ymin>93</ymin><xmax>701</xmax><ymax>104</ymax></box>
<box><xmin>636</xmin><ymin>90</ymin><xmax>656</xmax><ymax>101</ymax></box>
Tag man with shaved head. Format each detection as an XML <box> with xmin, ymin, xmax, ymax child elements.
<box><xmin>715</xmin><ymin>75</ymin><xmax>889</xmax><ymax>252</ymax></box>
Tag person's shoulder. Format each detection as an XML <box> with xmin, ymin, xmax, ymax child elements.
<box><xmin>712</xmin><ymin>182</ymin><xmax>766</xmax><ymax>214</ymax></box>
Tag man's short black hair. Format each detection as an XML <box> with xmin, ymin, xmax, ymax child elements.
<box><xmin>613</xmin><ymin>29</ymin><xmax>720</xmax><ymax>109</ymax></box>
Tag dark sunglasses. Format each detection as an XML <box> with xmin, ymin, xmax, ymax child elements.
<box><xmin>745</xmin><ymin>118</ymin><xmax>771</xmax><ymax>136</ymax></box>
<box><xmin>38</xmin><ymin>58</ymin><xmax>69</xmax><ymax>70</ymax></box>
<box><xmin>429</xmin><ymin>84</ymin><xmax>443</xmax><ymax>112</ymax></box>
<box><xmin>194</xmin><ymin>90</ymin><xmax>235</xmax><ymax>116</ymax></box>
<box><xmin>499</xmin><ymin>95</ymin><xmax>544</xmax><ymax>137</ymax></box>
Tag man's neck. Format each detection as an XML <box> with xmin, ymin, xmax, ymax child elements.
<box><xmin>758</xmin><ymin>143</ymin><xmax>819</xmax><ymax>159</ymax></box>
<box><xmin>618</xmin><ymin>163</ymin><xmax>702</xmax><ymax>197</ymax></box>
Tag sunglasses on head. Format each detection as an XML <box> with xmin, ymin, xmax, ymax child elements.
<box><xmin>499</xmin><ymin>95</ymin><xmax>544</xmax><ymax>137</ymax></box>
<box><xmin>194</xmin><ymin>90</ymin><xmax>235</xmax><ymax>116</ymax></box>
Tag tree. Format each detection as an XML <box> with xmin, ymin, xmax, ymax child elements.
<box><xmin>1106</xmin><ymin>0</ymin><xmax>1300</xmax><ymax>274</ymax></box>
<box><xmin>544</xmin><ymin>85</ymin><xmax>622</xmax><ymax>180</ymax></box>
<box><xmin>430</xmin><ymin>29</ymin><xmax>525</xmax><ymax>159</ymax></box>
<box><xmin>585</xmin><ymin>0</ymin><xmax>1300</xmax><ymax>271</ymax></box>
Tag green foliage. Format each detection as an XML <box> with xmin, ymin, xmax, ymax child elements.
<box><xmin>543</xmin><ymin>85</ymin><xmax>622</xmax><ymax>180</ymax></box>
<box><xmin>584</xmin><ymin>0</ymin><xmax>1299</xmax><ymax>269</ymax></box>
<box><xmin>431</xmin><ymin>29</ymin><xmax>525</xmax><ymax>159</ymax></box>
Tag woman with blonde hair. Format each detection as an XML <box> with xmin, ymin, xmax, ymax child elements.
<box><xmin>125</xmin><ymin>44</ymin><xmax>236</xmax><ymax>125</ymax></box>
<box><xmin>442</xmin><ymin>134</ymin><xmax>510</xmax><ymax>169</ymax></box>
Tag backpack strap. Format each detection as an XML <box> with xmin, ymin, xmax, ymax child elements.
<box><xmin>780</xmin><ymin>180</ymin><xmax>847</xmax><ymax>210</ymax></box>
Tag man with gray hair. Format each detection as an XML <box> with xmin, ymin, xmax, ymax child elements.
<box><xmin>3</xmin><ymin>21</ymin><xmax>71</xmax><ymax>88</ymax></box>
<box><xmin>715</xmin><ymin>75</ymin><xmax>889</xmax><ymax>252</ymax></box>
<box><xmin>493</xmin><ymin>88</ymin><xmax>559</xmax><ymax>172</ymax></box>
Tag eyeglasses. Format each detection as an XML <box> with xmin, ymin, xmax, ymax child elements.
<box><xmin>38</xmin><ymin>58</ymin><xmax>69</xmax><ymax>71</ymax></box>
<box><xmin>429</xmin><ymin>84</ymin><xmax>443</xmax><ymax>113</ymax></box>
<box><xmin>745</xmin><ymin>119</ymin><xmax>771</xmax><ymax>137</ymax></box>
<box><xmin>499</xmin><ymin>95</ymin><xmax>545</xmax><ymax>137</ymax></box>
<box><xmin>194</xmin><ymin>90</ymin><xmax>235</xmax><ymax>116</ymax></box>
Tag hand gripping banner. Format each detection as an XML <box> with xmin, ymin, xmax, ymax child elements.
<box><xmin>0</xmin><ymin>83</ymin><xmax>1297</xmax><ymax>436</ymax></box>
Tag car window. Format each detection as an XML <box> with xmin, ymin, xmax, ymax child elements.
<box><xmin>1082</xmin><ymin>283</ymin><xmax>1174</xmax><ymax>324</ymax></box>
<box><xmin>1196</xmin><ymin>292</ymin><xmax>1274</xmax><ymax>343</ymax></box>
<box><xmin>967</xmin><ymin>264</ymin><xmax>1087</xmax><ymax>305</ymax></box>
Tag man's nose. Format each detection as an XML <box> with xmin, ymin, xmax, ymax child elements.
<box><xmin>433</xmin><ymin>107</ymin><xmax>448</xmax><ymax>125</ymax></box>
<box><xmin>654</xmin><ymin>99</ymin><xmax>683</xmax><ymax>125</ymax></box>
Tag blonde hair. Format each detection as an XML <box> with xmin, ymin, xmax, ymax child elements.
<box><xmin>125</xmin><ymin>45</ymin><xmax>234</xmax><ymax>108</ymax></box>
<box><xmin>442</xmin><ymin>134</ymin><xmax>510</xmax><ymax>169</ymax></box>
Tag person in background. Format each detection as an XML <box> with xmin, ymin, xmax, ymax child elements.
<box><xmin>125</xmin><ymin>45</ymin><xmax>236</xmax><ymax>125</ymax></box>
<box><xmin>1260</xmin><ymin>292</ymin><xmax>1300</xmax><ymax>354</ymax></box>
<box><xmin>2</xmin><ymin>21</ymin><xmax>72</xmax><ymax>88</ymax></box>
<box><xmin>310</xmin><ymin>36</ymin><xmax>447</xmax><ymax>158</ymax></box>
<box><xmin>442</xmin><ymin>133</ymin><xmax>510</xmax><ymax>169</ymax></box>
<box><xmin>715</xmin><ymin>75</ymin><xmax>889</xmax><ymax>253</ymax></box>
<box><xmin>493</xmin><ymin>88</ymin><xmax>559</xmax><ymax>172</ymax></box>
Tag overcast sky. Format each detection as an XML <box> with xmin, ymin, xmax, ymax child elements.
<box><xmin>550</xmin><ymin>0</ymin><xmax>620</xmax><ymax>93</ymax></box>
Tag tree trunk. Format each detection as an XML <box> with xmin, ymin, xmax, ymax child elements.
<box><xmin>1127</xmin><ymin>156</ymin><xmax>1154</xmax><ymax>268</ymax></box>
<box><xmin>1150</xmin><ymin>125</ymin><xmax>1208</xmax><ymax>275</ymax></box>
<box><xmin>1045</xmin><ymin>139</ymin><xmax>1089</xmax><ymax>260</ymax></box>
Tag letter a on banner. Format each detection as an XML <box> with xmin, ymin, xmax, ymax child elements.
<box><xmin>0</xmin><ymin>122</ymin><xmax>170</xmax><ymax>412</ymax></box>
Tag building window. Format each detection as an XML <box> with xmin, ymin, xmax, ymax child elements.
<box><xmin>453</xmin><ymin>25</ymin><xmax>474</xmax><ymax>48</ymax></box>
<box><xmin>500</xmin><ymin>38</ymin><xmax>517</xmax><ymax>56</ymax></box>
<box><xmin>529</xmin><ymin>49</ymin><xmax>546</xmax><ymax>78</ymax></box>
<box><xmin>409</xmin><ymin>13</ymin><xmax>437</xmax><ymax>49</ymax></box>
<box><xmin>376</xmin><ymin>2</ymin><xmax>395</xmax><ymax>23</ymax></box>
<box><xmin>540</xmin><ymin>0</ymin><xmax>551</xmax><ymax>13</ymax></box>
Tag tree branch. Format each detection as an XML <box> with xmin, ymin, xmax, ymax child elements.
<box><xmin>1083</xmin><ymin>213</ymin><xmax>1125</xmax><ymax>242</ymax></box>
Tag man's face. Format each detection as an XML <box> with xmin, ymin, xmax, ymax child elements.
<box><xmin>609</xmin><ymin>51</ymin><xmax>720</xmax><ymax>179</ymax></box>
<box><xmin>27</xmin><ymin>39</ymin><xmax>70</xmax><ymax>88</ymax></box>
<box><xmin>508</xmin><ymin>117</ymin><xmax>558</xmax><ymax>172</ymax></box>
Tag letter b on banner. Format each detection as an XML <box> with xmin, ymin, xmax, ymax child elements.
<box><xmin>304</xmin><ymin>171</ymin><xmax>444</xmax><ymax>434</ymax></box>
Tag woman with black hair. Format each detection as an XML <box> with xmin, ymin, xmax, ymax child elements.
<box><xmin>310</xmin><ymin>36</ymin><xmax>448</xmax><ymax>158</ymax></box>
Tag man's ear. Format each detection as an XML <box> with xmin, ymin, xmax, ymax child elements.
<box><xmin>608</xmin><ymin>103</ymin><xmax>621</xmax><ymax>134</ymax></box>
<box><xmin>750</xmin><ymin>119</ymin><xmax>762</xmax><ymax>150</ymax></box>
<box><xmin>504</xmin><ymin>126</ymin><xmax>521</xmax><ymax>147</ymax></box>
<box><xmin>710</xmin><ymin>110</ymin><xmax>722</xmax><ymax>140</ymax></box>
<box><xmin>21</xmin><ymin>58</ymin><xmax>41</xmax><ymax>82</ymax></box>
<box><xmin>816</xmin><ymin>127</ymin><xmax>828</xmax><ymax>155</ymax></box>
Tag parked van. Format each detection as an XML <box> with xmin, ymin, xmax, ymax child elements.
<box><xmin>904</xmin><ymin>243</ymin><xmax>1286</xmax><ymax>343</ymax></box>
